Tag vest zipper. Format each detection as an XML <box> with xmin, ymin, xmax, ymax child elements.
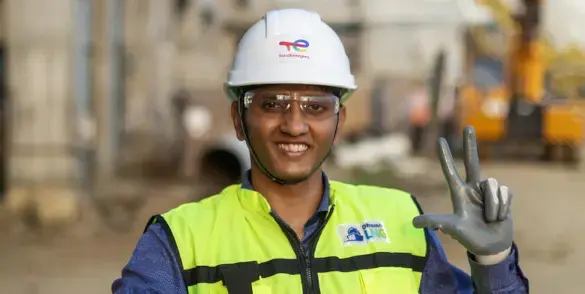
<box><xmin>270</xmin><ymin>212</ymin><xmax>312</xmax><ymax>292</ymax></box>
<box><xmin>303</xmin><ymin>249</ymin><xmax>313</xmax><ymax>289</ymax></box>
<box><xmin>269</xmin><ymin>205</ymin><xmax>335</xmax><ymax>294</ymax></box>
<box><xmin>307</xmin><ymin>206</ymin><xmax>335</xmax><ymax>294</ymax></box>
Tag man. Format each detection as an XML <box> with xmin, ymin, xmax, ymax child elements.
<box><xmin>407</xmin><ymin>80</ymin><xmax>431</xmax><ymax>155</ymax></box>
<box><xmin>113</xmin><ymin>9</ymin><xmax>528</xmax><ymax>293</ymax></box>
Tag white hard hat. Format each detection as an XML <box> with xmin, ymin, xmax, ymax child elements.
<box><xmin>224</xmin><ymin>9</ymin><xmax>357</xmax><ymax>103</ymax></box>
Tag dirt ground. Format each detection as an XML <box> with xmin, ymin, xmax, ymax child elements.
<box><xmin>0</xmin><ymin>161</ymin><xmax>583</xmax><ymax>293</ymax></box>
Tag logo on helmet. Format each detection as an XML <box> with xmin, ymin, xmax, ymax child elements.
<box><xmin>278</xmin><ymin>39</ymin><xmax>310</xmax><ymax>59</ymax></box>
<box><xmin>279</xmin><ymin>39</ymin><xmax>309</xmax><ymax>52</ymax></box>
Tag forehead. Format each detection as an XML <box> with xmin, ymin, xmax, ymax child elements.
<box><xmin>253</xmin><ymin>84</ymin><xmax>333</xmax><ymax>93</ymax></box>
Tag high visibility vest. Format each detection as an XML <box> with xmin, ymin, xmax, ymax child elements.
<box><xmin>145</xmin><ymin>181</ymin><xmax>428</xmax><ymax>294</ymax></box>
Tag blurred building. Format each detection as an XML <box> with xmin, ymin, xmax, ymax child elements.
<box><xmin>1</xmin><ymin>0</ymin><xmax>80</xmax><ymax>197</ymax></box>
<box><xmin>0</xmin><ymin>0</ymin><xmax>559</xmax><ymax>201</ymax></box>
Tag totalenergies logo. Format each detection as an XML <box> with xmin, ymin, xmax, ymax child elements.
<box><xmin>279</xmin><ymin>39</ymin><xmax>309</xmax><ymax>52</ymax></box>
<box><xmin>278</xmin><ymin>39</ymin><xmax>310</xmax><ymax>59</ymax></box>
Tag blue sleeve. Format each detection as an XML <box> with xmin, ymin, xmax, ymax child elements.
<box><xmin>111</xmin><ymin>223</ymin><xmax>187</xmax><ymax>294</ymax></box>
<box><xmin>419</xmin><ymin>228</ymin><xmax>529</xmax><ymax>294</ymax></box>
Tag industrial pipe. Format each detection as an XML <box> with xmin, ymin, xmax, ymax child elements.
<box><xmin>106</xmin><ymin>0</ymin><xmax>125</xmax><ymax>174</ymax></box>
<box><xmin>195</xmin><ymin>135</ymin><xmax>250</xmax><ymax>198</ymax></box>
<box><xmin>73</xmin><ymin>0</ymin><xmax>94</xmax><ymax>191</ymax></box>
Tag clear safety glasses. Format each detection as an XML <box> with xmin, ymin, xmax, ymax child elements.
<box><xmin>243</xmin><ymin>90</ymin><xmax>340</xmax><ymax>120</ymax></box>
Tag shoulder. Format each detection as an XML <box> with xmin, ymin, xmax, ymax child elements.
<box><xmin>329</xmin><ymin>181</ymin><xmax>422</xmax><ymax>214</ymax></box>
<box><xmin>112</xmin><ymin>222</ymin><xmax>187</xmax><ymax>293</ymax></box>
<box><xmin>330</xmin><ymin>180</ymin><xmax>412</xmax><ymax>201</ymax></box>
<box><xmin>154</xmin><ymin>185</ymin><xmax>239</xmax><ymax>229</ymax></box>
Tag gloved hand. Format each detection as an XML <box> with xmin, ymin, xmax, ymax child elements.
<box><xmin>413</xmin><ymin>126</ymin><xmax>513</xmax><ymax>256</ymax></box>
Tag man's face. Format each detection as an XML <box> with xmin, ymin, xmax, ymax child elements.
<box><xmin>231</xmin><ymin>84</ymin><xmax>346</xmax><ymax>182</ymax></box>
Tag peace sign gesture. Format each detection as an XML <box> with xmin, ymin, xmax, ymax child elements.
<box><xmin>413</xmin><ymin>126</ymin><xmax>513</xmax><ymax>256</ymax></box>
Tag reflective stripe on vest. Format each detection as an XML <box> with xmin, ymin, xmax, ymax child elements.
<box><xmin>145</xmin><ymin>181</ymin><xmax>428</xmax><ymax>294</ymax></box>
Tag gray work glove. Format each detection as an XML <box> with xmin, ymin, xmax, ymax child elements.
<box><xmin>413</xmin><ymin>126</ymin><xmax>513</xmax><ymax>256</ymax></box>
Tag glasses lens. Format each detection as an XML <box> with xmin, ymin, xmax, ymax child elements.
<box><xmin>244</xmin><ymin>91</ymin><xmax>339</xmax><ymax>119</ymax></box>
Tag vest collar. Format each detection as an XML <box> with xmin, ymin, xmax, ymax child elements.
<box><xmin>237</xmin><ymin>170</ymin><xmax>334</xmax><ymax>213</ymax></box>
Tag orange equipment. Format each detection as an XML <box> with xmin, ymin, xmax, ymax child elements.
<box><xmin>458</xmin><ymin>0</ymin><xmax>584</xmax><ymax>164</ymax></box>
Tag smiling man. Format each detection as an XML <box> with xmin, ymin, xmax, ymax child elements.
<box><xmin>112</xmin><ymin>9</ymin><xmax>529</xmax><ymax>293</ymax></box>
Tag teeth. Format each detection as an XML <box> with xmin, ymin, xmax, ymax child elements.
<box><xmin>278</xmin><ymin>144</ymin><xmax>308</xmax><ymax>152</ymax></box>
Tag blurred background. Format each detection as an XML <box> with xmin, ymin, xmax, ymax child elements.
<box><xmin>1</xmin><ymin>0</ymin><xmax>585</xmax><ymax>293</ymax></box>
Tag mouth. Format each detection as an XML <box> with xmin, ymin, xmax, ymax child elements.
<box><xmin>277</xmin><ymin>143</ymin><xmax>310</xmax><ymax>157</ymax></box>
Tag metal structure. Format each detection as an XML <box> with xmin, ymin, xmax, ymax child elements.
<box><xmin>0</xmin><ymin>42</ymin><xmax>5</xmax><ymax>200</ymax></box>
<box><xmin>105</xmin><ymin>0</ymin><xmax>125</xmax><ymax>178</ymax></box>
<box><xmin>73</xmin><ymin>0</ymin><xmax>94</xmax><ymax>192</ymax></box>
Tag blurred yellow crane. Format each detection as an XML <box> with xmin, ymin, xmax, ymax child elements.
<box><xmin>457</xmin><ymin>0</ymin><xmax>585</xmax><ymax>164</ymax></box>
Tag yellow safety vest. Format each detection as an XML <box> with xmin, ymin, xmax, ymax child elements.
<box><xmin>145</xmin><ymin>181</ymin><xmax>428</xmax><ymax>293</ymax></box>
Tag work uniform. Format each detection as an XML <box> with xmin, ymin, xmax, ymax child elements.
<box><xmin>145</xmin><ymin>181</ymin><xmax>427</xmax><ymax>294</ymax></box>
<box><xmin>113</xmin><ymin>171</ymin><xmax>528</xmax><ymax>293</ymax></box>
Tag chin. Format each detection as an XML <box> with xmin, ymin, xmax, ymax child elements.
<box><xmin>271</xmin><ymin>165</ymin><xmax>317</xmax><ymax>183</ymax></box>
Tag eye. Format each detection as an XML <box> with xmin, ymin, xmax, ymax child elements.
<box><xmin>306</xmin><ymin>102</ymin><xmax>325</xmax><ymax>112</ymax></box>
<box><xmin>261</xmin><ymin>101</ymin><xmax>282</xmax><ymax>110</ymax></box>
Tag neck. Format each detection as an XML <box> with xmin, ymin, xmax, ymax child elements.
<box><xmin>250</xmin><ymin>167</ymin><xmax>324</xmax><ymax>228</ymax></box>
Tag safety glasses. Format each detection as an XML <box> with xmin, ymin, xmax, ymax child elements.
<box><xmin>243</xmin><ymin>90</ymin><xmax>340</xmax><ymax>120</ymax></box>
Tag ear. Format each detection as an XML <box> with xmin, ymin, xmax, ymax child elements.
<box><xmin>231</xmin><ymin>101</ymin><xmax>246</xmax><ymax>141</ymax></box>
<box><xmin>333</xmin><ymin>106</ymin><xmax>346</xmax><ymax>145</ymax></box>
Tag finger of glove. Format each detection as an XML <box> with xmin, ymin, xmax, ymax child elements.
<box><xmin>482</xmin><ymin>178</ymin><xmax>500</xmax><ymax>222</ymax></box>
<box><xmin>497</xmin><ymin>185</ymin><xmax>511</xmax><ymax>221</ymax></box>
<box><xmin>463</xmin><ymin>126</ymin><xmax>481</xmax><ymax>184</ymax></box>
<box><xmin>437</xmin><ymin>138</ymin><xmax>465</xmax><ymax>210</ymax></box>
<box><xmin>413</xmin><ymin>214</ymin><xmax>460</xmax><ymax>235</ymax></box>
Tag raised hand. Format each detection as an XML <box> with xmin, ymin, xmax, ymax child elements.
<box><xmin>412</xmin><ymin>126</ymin><xmax>513</xmax><ymax>256</ymax></box>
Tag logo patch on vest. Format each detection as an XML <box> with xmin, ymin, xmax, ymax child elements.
<box><xmin>337</xmin><ymin>221</ymin><xmax>390</xmax><ymax>246</ymax></box>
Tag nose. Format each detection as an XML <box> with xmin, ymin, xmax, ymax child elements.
<box><xmin>280</xmin><ymin>102</ymin><xmax>308</xmax><ymax>136</ymax></box>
